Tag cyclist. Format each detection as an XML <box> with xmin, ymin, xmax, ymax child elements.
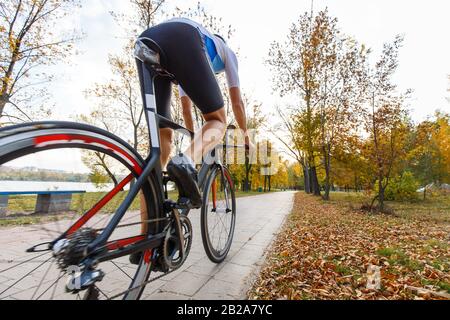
<box><xmin>138</xmin><ymin>17</ymin><xmax>249</xmax><ymax>207</ymax></box>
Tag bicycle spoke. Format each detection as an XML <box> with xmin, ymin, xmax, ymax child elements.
<box><xmin>96</xmin><ymin>285</ymin><xmax>110</xmax><ymax>300</ymax></box>
<box><xmin>0</xmin><ymin>122</ymin><xmax>162</xmax><ymax>300</ymax></box>
<box><xmin>0</xmin><ymin>255</ymin><xmax>54</xmax><ymax>297</ymax></box>
<box><xmin>50</xmin><ymin>271</ymin><xmax>60</xmax><ymax>300</ymax></box>
<box><xmin>36</xmin><ymin>271</ymin><xmax>64</xmax><ymax>300</ymax></box>
<box><xmin>110</xmin><ymin>261</ymin><xmax>133</xmax><ymax>281</ymax></box>
<box><xmin>31</xmin><ymin>259</ymin><xmax>56</xmax><ymax>300</ymax></box>
<box><xmin>0</xmin><ymin>251</ymin><xmax>51</xmax><ymax>275</ymax></box>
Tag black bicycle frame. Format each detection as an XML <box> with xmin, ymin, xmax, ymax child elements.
<box><xmin>85</xmin><ymin>58</ymin><xmax>219</xmax><ymax>256</ymax></box>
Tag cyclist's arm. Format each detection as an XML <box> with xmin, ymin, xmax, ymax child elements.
<box><xmin>180</xmin><ymin>95</ymin><xmax>195</xmax><ymax>132</ymax></box>
<box><xmin>229</xmin><ymin>87</ymin><xmax>249</xmax><ymax>145</ymax></box>
<box><xmin>224</xmin><ymin>49</ymin><xmax>251</xmax><ymax>146</ymax></box>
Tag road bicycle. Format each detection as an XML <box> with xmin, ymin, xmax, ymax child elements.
<box><xmin>0</xmin><ymin>38</ymin><xmax>237</xmax><ymax>300</ymax></box>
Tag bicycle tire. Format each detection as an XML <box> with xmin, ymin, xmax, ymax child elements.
<box><xmin>0</xmin><ymin>121</ymin><xmax>162</xmax><ymax>300</ymax></box>
<box><xmin>200</xmin><ymin>165</ymin><xmax>236</xmax><ymax>263</ymax></box>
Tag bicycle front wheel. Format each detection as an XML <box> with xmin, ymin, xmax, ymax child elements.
<box><xmin>201</xmin><ymin>165</ymin><xmax>236</xmax><ymax>263</ymax></box>
<box><xmin>0</xmin><ymin>121</ymin><xmax>162</xmax><ymax>300</ymax></box>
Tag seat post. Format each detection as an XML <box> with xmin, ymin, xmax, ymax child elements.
<box><xmin>136</xmin><ymin>58</ymin><xmax>160</xmax><ymax>151</ymax></box>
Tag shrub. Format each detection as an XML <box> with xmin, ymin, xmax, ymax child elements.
<box><xmin>383</xmin><ymin>172</ymin><xmax>419</xmax><ymax>201</ymax></box>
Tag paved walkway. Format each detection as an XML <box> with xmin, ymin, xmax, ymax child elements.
<box><xmin>142</xmin><ymin>191</ymin><xmax>295</xmax><ymax>300</ymax></box>
<box><xmin>0</xmin><ymin>191</ymin><xmax>295</xmax><ymax>300</ymax></box>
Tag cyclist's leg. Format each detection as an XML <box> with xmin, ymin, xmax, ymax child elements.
<box><xmin>159</xmin><ymin>128</ymin><xmax>173</xmax><ymax>168</ymax></box>
<box><xmin>152</xmin><ymin>73</ymin><xmax>173</xmax><ymax>167</ymax></box>
<box><xmin>185</xmin><ymin>108</ymin><xmax>226</xmax><ymax>164</ymax></box>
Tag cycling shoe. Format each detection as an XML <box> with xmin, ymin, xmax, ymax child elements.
<box><xmin>167</xmin><ymin>154</ymin><xmax>202</xmax><ymax>209</ymax></box>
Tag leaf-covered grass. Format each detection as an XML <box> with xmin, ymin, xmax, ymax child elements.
<box><xmin>329</xmin><ymin>191</ymin><xmax>450</xmax><ymax>223</ymax></box>
<box><xmin>249</xmin><ymin>192</ymin><xmax>450</xmax><ymax>300</ymax></box>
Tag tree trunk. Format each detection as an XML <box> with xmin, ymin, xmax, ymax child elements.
<box><xmin>97</xmin><ymin>152</ymin><xmax>120</xmax><ymax>188</ymax></box>
<box><xmin>0</xmin><ymin>95</ymin><xmax>9</xmax><ymax>120</ymax></box>
<box><xmin>378</xmin><ymin>177</ymin><xmax>385</xmax><ymax>212</ymax></box>
<box><xmin>323</xmin><ymin>180</ymin><xmax>330</xmax><ymax>200</ymax></box>
<box><xmin>244</xmin><ymin>156</ymin><xmax>252</xmax><ymax>192</ymax></box>
<box><xmin>322</xmin><ymin>144</ymin><xmax>331</xmax><ymax>201</ymax></box>
<box><xmin>310</xmin><ymin>166</ymin><xmax>321</xmax><ymax>196</ymax></box>
<box><xmin>105</xmin><ymin>167</ymin><xmax>119</xmax><ymax>187</ymax></box>
<box><xmin>304</xmin><ymin>166</ymin><xmax>311</xmax><ymax>194</ymax></box>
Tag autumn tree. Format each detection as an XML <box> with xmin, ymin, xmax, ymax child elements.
<box><xmin>241</xmin><ymin>99</ymin><xmax>265</xmax><ymax>191</ymax></box>
<box><xmin>407</xmin><ymin>112</ymin><xmax>450</xmax><ymax>191</ymax></box>
<box><xmin>434</xmin><ymin>112</ymin><xmax>450</xmax><ymax>182</ymax></box>
<box><xmin>271</xmin><ymin>106</ymin><xmax>308</xmax><ymax>191</ymax></box>
<box><xmin>310</xmin><ymin>11</ymin><xmax>368</xmax><ymax>200</ymax></box>
<box><xmin>78</xmin><ymin>113</ymin><xmax>121</xmax><ymax>186</ymax></box>
<box><xmin>360</xmin><ymin>36</ymin><xmax>410</xmax><ymax>212</ymax></box>
<box><xmin>269</xmin><ymin>9</ymin><xmax>345</xmax><ymax>196</ymax></box>
<box><xmin>332</xmin><ymin>141</ymin><xmax>370</xmax><ymax>192</ymax></box>
<box><xmin>0</xmin><ymin>0</ymin><xmax>81</xmax><ymax>124</ymax></box>
<box><xmin>270</xmin><ymin>160</ymin><xmax>289</xmax><ymax>190</ymax></box>
<box><xmin>286</xmin><ymin>163</ymin><xmax>304</xmax><ymax>190</ymax></box>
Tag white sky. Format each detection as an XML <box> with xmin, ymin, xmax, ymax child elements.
<box><xmin>50</xmin><ymin>0</ymin><xmax>450</xmax><ymax>122</ymax></box>
<box><xmin>10</xmin><ymin>0</ymin><xmax>450</xmax><ymax>171</ymax></box>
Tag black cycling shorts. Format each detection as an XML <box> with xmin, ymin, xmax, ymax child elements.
<box><xmin>139</xmin><ymin>22</ymin><xmax>224</xmax><ymax>126</ymax></box>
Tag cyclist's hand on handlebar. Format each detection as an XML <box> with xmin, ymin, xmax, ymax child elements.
<box><xmin>244</xmin><ymin>137</ymin><xmax>256</xmax><ymax>156</ymax></box>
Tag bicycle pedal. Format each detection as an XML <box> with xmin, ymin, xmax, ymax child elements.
<box><xmin>163</xmin><ymin>199</ymin><xmax>178</xmax><ymax>213</ymax></box>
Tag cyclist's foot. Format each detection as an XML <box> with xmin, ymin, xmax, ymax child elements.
<box><xmin>167</xmin><ymin>154</ymin><xmax>202</xmax><ymax>208</ymax></box>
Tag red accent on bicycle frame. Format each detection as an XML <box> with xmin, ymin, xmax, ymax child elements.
<box><xmin>34</xmin><ymin>134</ymin><xmax>143</xmax><ymax>175</ymax></box>
<box><xmin>106</xmin><ymin>235</ymin><xmax>146</xmax><ymax>250</ymax></box>
<box><xmin>224</xmin><ymin>169</ymin><xmax>234</xmax><ymax>189</ymax></box>
<box><xmin>66</xmin><ymin>174</ymin><xmax>134</xmax><ymax>235</ymax></box>
<box><xmin>143</xmin><ymin>249</ymin><xmax>152</xmax><ymax>264</ymax></box>
<box><xmin>212</xmin><ymin>180</ymin><xmax>217</xmax><ymax>209</ymax></box>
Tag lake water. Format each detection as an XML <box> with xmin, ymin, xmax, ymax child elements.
<box><xmin>0</xmin><ymin>181</ymin><xmax>115</xmax><ymax>193</ymax></box>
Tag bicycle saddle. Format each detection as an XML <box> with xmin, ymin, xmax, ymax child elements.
<box><xmin>134</xmin><ymin>38</ymin><xmax>174</xmax><ymax>79</ymax></box>
<box><xmin>134</xmin><ymin>38</ymin><xmax>164</xmax><ymax>65</ymax></box>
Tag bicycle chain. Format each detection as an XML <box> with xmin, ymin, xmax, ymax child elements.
<box><xmin>94</xmin><ymin>217</ymin><xmax>170</xmax><ymax>233</ymax></box>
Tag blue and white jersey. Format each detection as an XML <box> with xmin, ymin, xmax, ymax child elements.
<box><xmin>165</xmin><ymin>17</ymin><xmax>240</xmax><ymax>97</ymax></box>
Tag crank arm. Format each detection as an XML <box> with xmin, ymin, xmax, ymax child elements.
<box><xmin>171</xmin><ymin>208</ymin><xmax>186</xmax><ymax>263</ymax></box>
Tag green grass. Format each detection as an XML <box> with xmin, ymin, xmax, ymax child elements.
<box><xmin>5</xmin><ymin>191</ymin><xmax>143</xmax><ymax>215</ymax></box>
<box><xmin>421</xmin><ymin>279</ymin><xmax>450</xmax><ymax>294</ymax></box>
<box><xmin>333</xmin><ymin>262</ymin><xmax>354</xmax><ymax>276</ymax></box>
<box><xmin>376</xmin><ymin>247</ymin><xmax>424</xmax><ymax>271</ymax></box>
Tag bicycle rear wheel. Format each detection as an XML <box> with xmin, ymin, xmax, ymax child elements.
<box><xmin>0</xmin><ymin>121</ymin><xmax>162</xmax><ymax>300</ymax></box>
<box><xmin>200</xmin><ymin>165</ymin><xmax>236</xmax><ymax>263</ymax></box>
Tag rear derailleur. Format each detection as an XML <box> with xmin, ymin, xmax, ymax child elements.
<box><xmin>52</xmin><ymin>228</ymin><xmax>104</xmax><ymax>293</ymax></box>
